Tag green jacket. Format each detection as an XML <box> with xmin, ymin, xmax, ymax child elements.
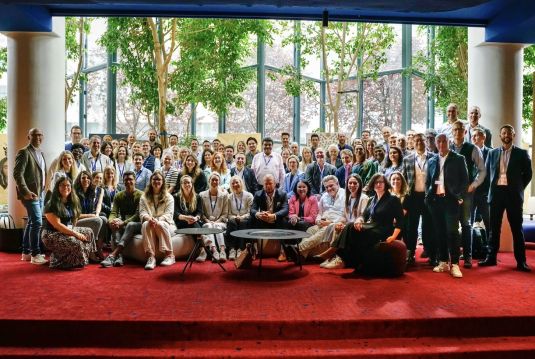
<box><xmin>109</xmin><ymin>189</ymin><xmax>143</xmax><ymax>223</ymax></box>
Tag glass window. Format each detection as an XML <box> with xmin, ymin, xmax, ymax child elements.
<box><xmin>362</xmin><ymin>73</ymin><xmax>402</xmax><ymax>140</ymax></box>
<box><xmin>87</xmin><ymin>18</ymin><xmax>108</xmax><ymax>68</ymax></box>
<box><xmin>380</xmin><ymin>24</ymin><xmax>402</xmax><ymax>72</ymax></box>
<box><xmin>226</xmin><ymin>80</ymin><xmax>257</xmax><ymax>134</ymax></box>
<box><xmin>300</xmin><ymin>81</ymin><xmax>320</xmax><ymax>144</ymax></box>
<box><xmin>264</xmin><ymin>70</ymin><xmax>293</xmax><ymax>140</ymax></box>
<box><xmin>85</xmin><ymin>70</ymin><xmax>108</xmax><ymax>135</ymax></box>
<box><xmin>412</xmin><ymin>25</ymin><xmax>428</xmax><ymax>73</ymax></box>
<box><xmin>65</xmin><ymin>90</ymin><xmax>80</xmax><ymax>140</ymax></box>
<box><xmin>265</xmin><ymin>21</ymin><xmax>293</xmax><ymax>69</ymax></box>
<box><xmin>325</xmin><ymin>78</ymin><xmax>360</xmax><ymax>137</ymax></box>
<box><xmin>411</xmin><ymin>75</ymin><xmax>428</xmax><ymax>133</ymax></box>
<box><xmin>115</xmin><ymin>70</ymin><xmax>151</xmax><ymax>138</ymax></box>
<box><xmin>195</xmin><ymin>104</ymin><xmax>219</xmax><ymax>141</ymax></box>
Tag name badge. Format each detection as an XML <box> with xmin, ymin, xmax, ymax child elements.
<box><xmin>434</xmin><ymin>181</ymin><xmax>443</xmax><ymax>185</ymax></box>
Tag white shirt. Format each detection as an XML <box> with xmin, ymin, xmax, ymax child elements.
<box><xmin>437</xmin><ymin>152</ymin><xmax>448</xmax><ymax>194</ymax></box>
<box><xmin>414</xmin><ymin>151</ymin><xmax>428</xmax><ymax>193</ymax></box>
<box><xmin>317</xmin><ymin>188</ymin><xmax>346</xmax><ymax>223</ymax></box>
<box><xmin>251</xmin><ymin>151</ymin><xmax>285</xmax><ymax>186</ymax></box>
<box><xmin>498</xmin><ymin>146</ymin><xmax>512</xmax><ymax>186</ymax></box>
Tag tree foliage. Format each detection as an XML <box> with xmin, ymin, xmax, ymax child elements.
<box><xmin>278</xmin><ymin>21</ymin><xmax>395</xmax><ymax>135</ymax></box>
<box><xmin>100</xmin><ymin>18</ymin><xmax>270</xmax><ymax>143</ymax></box>
<box><xmin>65</xmin><ymin>17</ymin><xmax>92</xmax><ymax>111</ymax></box>
<box><xmin>522</xmin><ymin>45</ymin><xmax>535</xmax><ymax>131</ymax></box>
<box><xmin>0</xmin><ymin>46</ymin><xmax>7</xmax><ymax>132</ymax></box>
<box><xmin>414</xmin><ymin>26</ymin><xmax>468</xmax><ymax>119</ymax></box>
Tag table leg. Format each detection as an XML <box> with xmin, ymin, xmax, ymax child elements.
<box><xmin>213</xmin><ymin>234</ymin><xmax>226</xmax><ymax>272</ymax></box>
<box><xmin>181</xmin><ymin>237</ymin><xmax>202</xmax><ymax>276</ymax></box>
<box><xmin>295</xmin><ymin>241</ymin><xmax>303</xmax><ymax>271</ymax></box>
<box><xmin>258</xmin><ymin>239</ymin><xmax>263</xmax><ymax>273</ymax></box>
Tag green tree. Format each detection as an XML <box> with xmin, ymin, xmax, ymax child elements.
<box><xmin>0</xmin><ymin>46</ymin><xmax>7</xmax><ymax>132</ymax></box>
<box><xmin>522</xmin><ymin>45</ymin><xmax>535</xmax><ymax>131</ymax></box>
<box><xmin>277</xmin><ymin>21</ymin><xmax>395</xmax><ymax>135</ymax></box>
<box><xmin>414</xmin><ymin>26</ymin><xmax>468</xmax><ymax>119</ymax></box>
<box><xmin>101</xmin><ymin>18</ymin><xmax>269</xmax><ymax>144</ymax></box>
<box><xmin>65</xmin><ymin>17</ymin><xmax>92</xmax><ymax>111</ymax></box>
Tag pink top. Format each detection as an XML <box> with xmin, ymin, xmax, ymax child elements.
<box><xmin>288</xmin><ymin>195</ymin><xmax>319</xmax><ymax>225</ymax></box>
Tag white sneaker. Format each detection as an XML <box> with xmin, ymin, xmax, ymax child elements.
<box><xmin>160</xmin><ymin>255</ymin><xmax>175</xmax><ymax>266</ymax></box>
<box><xmin>144</xmin><ymin>256</ymin><xmax>156</xmax><ymax>270</ymax></box>
<box><xmin>219</xmin><ymin>249</ymin><xmax>227</xmax><ymax>263</ymax></box>
<box><xmin>195</xmin><ymin>247</ymin><xmax>207</xmax><ymax>262</ymax></box>
<box><xmin>433</xmin><ymin>261</ymin><xmax>450</xmax><ymax>273</ymax></box>
<box><xmin>319</xmin><ymin>257</ymin><xmax>332</xmax><ymax>268</ymax></box>
<box><xmin>324</xmin><ymin>255</ymin><xmax>345</xmax><ymax>269</ymax></box>
<box><xmin>211</xmin><ymin>250</ymin><xmax>220</xmax><ymax>263</ymax></box>
<box><xmin>229</xmin><ymin>248</ymin><xmax>236</xmax><ymax>261</ymax></box>
<box><xmin>21</xmin><ymin>253</ymin><xmax>31</xmax><ymax>261</ymax></box>
<box><xmin>31</xmin><ymin>255</ymin><xmax>48</xmax><ymax>265</ymax></box>
<box><xmin>450</xmin><ymin>264</ymin><xmax>463</xmax><ymax>278</ymax></box>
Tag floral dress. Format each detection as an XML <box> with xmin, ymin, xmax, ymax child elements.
<box><xmin>42</xmin><ymin>203</ymin><xmax>96</xmax><ymax>269</ymax></box>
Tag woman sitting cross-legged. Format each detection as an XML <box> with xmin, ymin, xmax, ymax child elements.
<box><xmin>319</xmin><ymin>173</ymin><xmax>403</xmax><ymax>271</ymax></box>
<box><xmin>226</xmin><ymin>175</ymin><xmax>253</xmax><ymax>260</ymax></box>
<box><xmin>42</xmin><ymin>176</ymin><xmax>97</xmax><ymax>269</ymax></box>
<box><xmin>315</xmin><ymin>173</ymin><xmax>369</xmax><ymax>268</ymax></box>
<box><xmin>199</xmin><ymin>172</ymin><xmax>229</xmax><ymax>263</ymax></box>
<box><xmin>140</xmin><ymin>171</ymin><xmax>176</xmax><ymax>270</ymax></box>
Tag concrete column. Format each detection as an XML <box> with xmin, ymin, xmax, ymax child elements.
<box><xmin>468</xmin><ymin>27</ymin><xmax>524</xmax><ymax>252</ymax></box>
<box><xmin>6</xmin><ymin>17</ymin><xmax>65</xmax><ymax>227</ymax></box>
<box><xmin>468</xmin><ymin>27</ymin><xmax>524</xmax><ymax>147</ymax></box>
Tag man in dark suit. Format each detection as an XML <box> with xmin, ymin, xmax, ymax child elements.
<box><xmin>249</xmin><ymin>174</ymin><xmax>289</xmax><ymax>229</ymax></box>
<box><xmin>402</xmin><ymin>132</ymin><xmax>437</xmax><ymax>265</ymax></box>
<box><xmin>479</xmin><ymin>125</ymin><xmax>532</xmax><ymax>271</ymax></box>
<box><xmin>305</xmin><ymin>147</ymin><xmax>336</xmax><ymax>196</ymax></box>
<box><xmin>230</xmin><ymin>152</ymin><xmax>259</xmax><ymax>194</ymax></box>
<box><xmin>334</xmin><ymin>149</ymin><xmax>354</xmax><ymax>189</ymax></box>
<box><xmin>13</xmin><ymin>128</ymin><xmax>48</xmax><ymax>265</ymax></box>
<box><xmin>425</xmin><ymin>133</ymin><xmax>469</xmax><ymax>278</ymax></box>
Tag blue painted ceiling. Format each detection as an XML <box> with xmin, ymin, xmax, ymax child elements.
<box><xmin>1</xmin><ymin>0</ymin><xmax>535</xmax><ymax>43</ymax></box>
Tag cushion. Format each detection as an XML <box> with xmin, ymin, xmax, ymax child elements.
<box><xmin>360</xmin><ymin>240</ymin><xmax>407</xmax><ymax>277</ymax></box>
<box><xmin>123</xmin><ymin>234</ymin><xmax>195</xmax><ymax>263</ymax></box>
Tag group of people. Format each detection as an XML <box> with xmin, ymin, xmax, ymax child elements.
<box><xmin>13</xmin><ymin>103</ymin><xmax>533</xmax><ymax>278</ymax></box>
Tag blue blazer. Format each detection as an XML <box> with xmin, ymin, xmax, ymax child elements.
<box><xmin>283</xmin><ymin>171</ymin><xmax>303</xmax><ymax>197</ymax></box>
<box><xmin>425</xmin><ymin>151</ymin><xmax>468</xmax><ymax>203</ymax></box>
<box><xmin>486</xmin><ymin>145</ymin><xmax>532</xmax><ymax>204</ymax></box>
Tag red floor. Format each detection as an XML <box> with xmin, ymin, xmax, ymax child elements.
<box><xmin>1</xmin><ymin>246</ymin><xmax>535</xmax><ymax>357</ymax></box>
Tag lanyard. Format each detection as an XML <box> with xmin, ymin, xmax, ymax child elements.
<box><xmin>136</xmin><ymin>169</ymin><xmax>143</xmax><ymax>181</ymax></box>
<box><xmin>234</xmin><ymin>194</ymin><xmax>243</xmax><ymax>212</ymax></box>
<box><xmin>152</xmin><ymin>195</ymin><xmax>160</xmax><ymax>215</ymax></box>
<box><xmin>501</xmin><ymin>148</ymin><xmax>510</xmax><ymax>170</ymax></box>
<box><xmin>263</xmin><ymin>154</ymin><xmax>272</xmax><ymax>167</ymax></box>
<box><xmin>118</xmin><ymin>163</ymin><xmax>125</xmax><ymax>179</ymax></box>
<box><xmin>416</xmin><ymin>154</ymin><xmax>427</xmax><ymax>171</ymax></box>
<box><xmin>210</xmin><ymin>195</ymin><xmax>218</xmax><ymax>213</ymax></box>
<box><xmin>91</xmin><ymin>154</ymin><xmax>101</xmax><ymax>172</ymax></box>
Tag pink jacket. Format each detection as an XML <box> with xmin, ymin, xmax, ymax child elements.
<box><xmin>288</xmin><ymin>195</ymin><xmax>319</xmax><ymax>225</ymax></box>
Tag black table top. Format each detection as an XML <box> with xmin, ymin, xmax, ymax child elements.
<box><xmin>230</xmin><ymin>229</ymin><xmax>310</xmax><ymax>240</ymax></box>
<box><xmin>176</xmin><ymin>227</ymin><xmax>225</xmax><ymax>235</ymax></box>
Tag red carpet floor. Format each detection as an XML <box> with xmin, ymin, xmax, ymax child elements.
<box><xmin>1</xmin><ymin>245</ymin><xmax>535</xmax><ymax>357</ymax></box>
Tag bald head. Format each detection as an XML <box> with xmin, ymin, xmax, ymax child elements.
<box><xmin>28</xmin><ymin>128</ymin><xmax>43</xmax><ymax>148</ymax></box>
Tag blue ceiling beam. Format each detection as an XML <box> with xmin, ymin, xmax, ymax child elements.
<box><xmin>486</xmin><ymin>0</ymin><xmax>535</xmax><ymax>43</ymax></box>
<box><xmin>0</xmin><ymin>5</ymin><xmax>51</xmax><ymax>32</ymax></box>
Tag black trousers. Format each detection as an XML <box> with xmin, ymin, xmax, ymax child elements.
<box><xmin>405</xmin><ymin>192</ymin><xmax>435</xmax><ymax>258</ymax></box>
<box><xmin>427</xmin><ymin>196</ymin><xmax>461</xmax><ymax>264</ymax></box>
<box><xmin>488</xmin><ymin>186</ymin><xmax>526</xmax><ymax>263</ymax></box>
<box><xmin>226</xmin><ymin>218</ymin><xmax>248</xmax><ymax>250</ymax></box>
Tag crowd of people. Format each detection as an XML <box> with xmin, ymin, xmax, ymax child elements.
<box><xmin>13</xmin><ymin>103</ymin><xmax>533</xmax><ymax>278</ymax></box>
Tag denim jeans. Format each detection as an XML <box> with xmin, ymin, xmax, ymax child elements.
<box><xmin>21</xmin><ymin>193</ymin><xmax>44</xmax><ymax>256</ymax></box>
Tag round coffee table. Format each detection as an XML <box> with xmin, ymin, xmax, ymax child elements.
<box><xmin>230</xmin><ymin>229</ymin><xmax>310</xmax><ymax>271</ymax></box>
<box><xmin>176</xmin><ymin>227</ymin><xmax>226</xmax><ymax>275</ymax></box>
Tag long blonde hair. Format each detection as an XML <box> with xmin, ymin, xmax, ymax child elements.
<box><xmin>178</xmin><ymin>175</ymin><xmax>198</xmax><ymax>213</ymax></box>
<box><xmin>54</xmin><ymin>150</ymin><xmax>79</xmax><ymax>182</ymax></box>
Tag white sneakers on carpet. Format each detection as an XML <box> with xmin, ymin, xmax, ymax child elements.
<box><xmin>22</xmin><ymin>253</ymin><xmax>48</xmax><ymax>265</ymax></box>
<box><xmin>433</xmin><ymin>261</ymin><xmax>462</xmax><ymax>278</ymax></box>
<box><xmin>144</xmin><ymin>256</ymin><xmax>156</xmax><ymax>270</ymax></box>
<box><xmin>160</xmin><ymin>255</ymin><xmax>175</xmax><ymax>266</ymax></box>
<box><xmin>321</xmin><ymin>256</ymin><xmax>345</xmax><ymax>269</ymax></box>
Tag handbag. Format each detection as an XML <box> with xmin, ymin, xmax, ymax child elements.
<box><xmin>235</xmin><ymin>242</ymin><xmax>255</xmax><ymax>269</ymax></box>
<box><xmin>0</xmin><ymin>214</ymin><xmax>24</xmax><ymax>252</ymax></box>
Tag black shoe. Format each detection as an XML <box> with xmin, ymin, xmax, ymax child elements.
<box><xmin>420</xmin><ymin>250</ymin><xmax>428</xmax><ymax>259</ymax></box>
<box><xmin>478</xmin><ymin>257</ymin><xmax>497</xmax><ymax>267</ymax></box>
<box><xmin>406</xmin><ymin>250</ymin><xmax>416</xmax><ymax>265</ymax></box>
<box><xmin>516</xmin><ymin>262</ymin><xmax>531</xmax><ymax>272</ymax></box>
<box><xmin>428</xmin><ymin>259</ymin><xmax>439</xmax><ymax>267</ymax></box>
<box><xmin>463</xmin><ymin>257</ymin><xmax>472</xmax><ymax>269</ymax></box>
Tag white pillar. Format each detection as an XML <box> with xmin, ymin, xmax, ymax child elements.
<box><xmin>6</xmin><ymin>17</ymin><xmax>65</xmax><ymax>227</ymax></box>
<box><xmin>468</xmin><ymin>27</ymin><xmax>524</xmax><ymax>147</ymax></box>
<box><xmin>468</xmin><ymin>27</ymin><xmax>524</xmax><ymax>252</ymax></box>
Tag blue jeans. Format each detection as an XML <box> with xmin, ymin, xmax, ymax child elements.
<box><xmin>22</xmin><ymin>193</ymin><xmax>44</xmax><ymax>256</ymax></box>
